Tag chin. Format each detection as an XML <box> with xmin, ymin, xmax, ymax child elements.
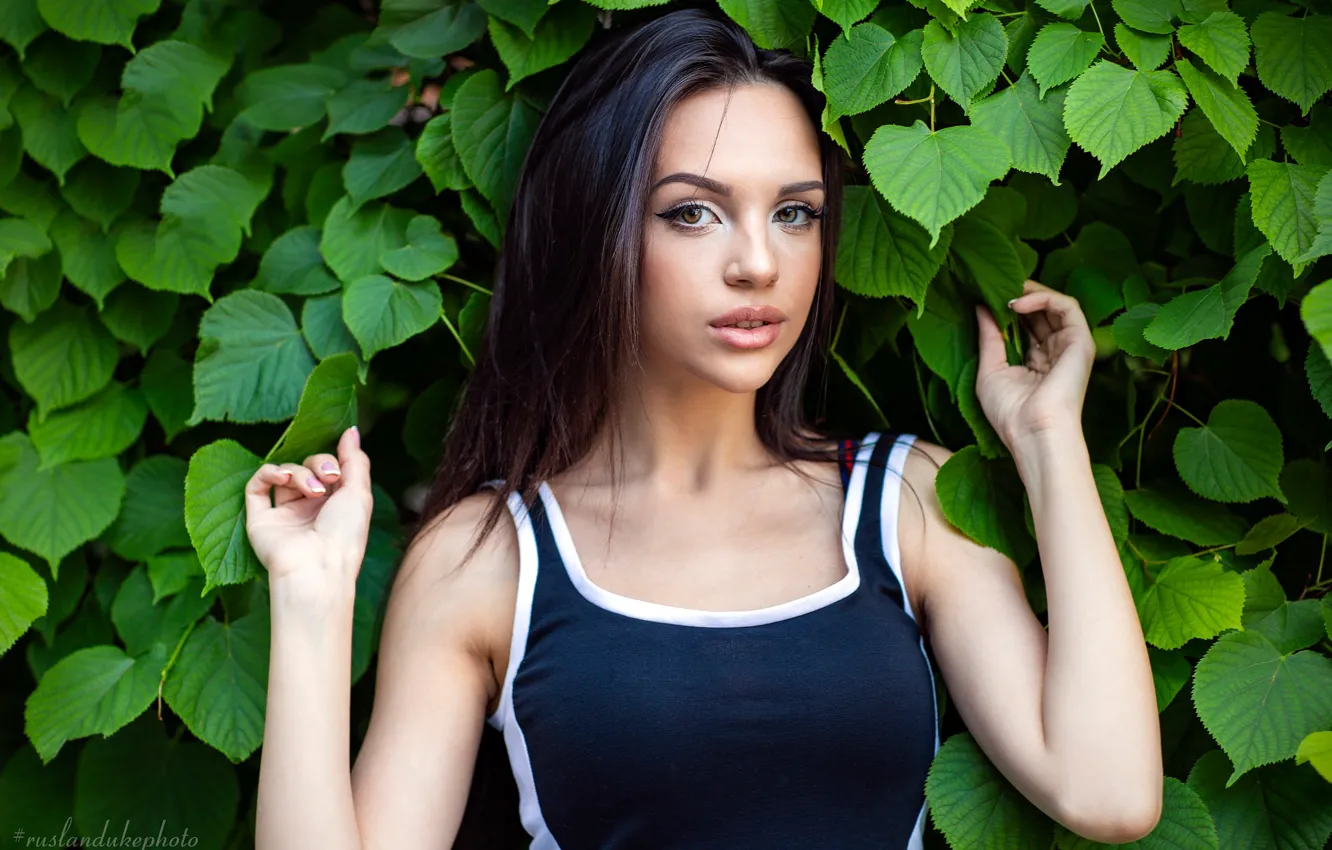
<box><xmin>687</xmin><ymin>358</ymin><xmax>782</xmax><ymax>394</ymax></box>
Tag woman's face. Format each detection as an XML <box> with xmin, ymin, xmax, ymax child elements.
<box><xmin>641</xmin><ymin>82</ymin><xmax>825</xmax><ymax>395</ymax></box>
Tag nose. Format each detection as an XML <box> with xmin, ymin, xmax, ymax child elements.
<box><xmin>724</xmin><ymin>214</ymin><xmax>778</xmax><ymax>288</ymax></box>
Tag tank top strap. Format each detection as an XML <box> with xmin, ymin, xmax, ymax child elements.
<box><xmin>850</xmin><ymin>430</ymin><xmax>920</xmax><ymax>623</ymax></box>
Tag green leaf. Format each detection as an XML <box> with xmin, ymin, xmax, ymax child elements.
<box><xmin>146</xmin><ymin>550</ymin><xmax>201</xmax><ymax>603</ymax></box>
<box><xmin>1281</xmin><ymin>104</ymin><xmax>1332</xmax><ymax>168</ymax></box>
<box><xmin>184</xmin><ymin>438</ymin><xmax>263</xmax><ymax>591</ymax></box>
<box><xmin>342</xmin><ymin>274</ymin><xmax>442</xmax><ymax>360</ymax></box>
<box><xmin>160</xmin><ymin>164</ymin><xmax>266</xmax><ymax>240</ymax></box>
<box><xmin>1176</xmin><ymin>58</ymin><xmax>1257</xmax><ymax>158</ymax></box>
<box><xmin>0</xmin><ymin>552</ymin><xmax>48</xmax><ymax>656</ymax></box>
<box><xmin>1173</xmin><ymin>109</ymin><xmax>1273</xmax><ymax>186</ymax></box>
<box><xmin>817</xmin><ymin>0</ymin><xmax>881</xmax><ymax>37</ymax></box>
<box><xmin>121</xmin><ymin>40</ymin><xmax>229</xmax><ymax>112</ymax></box>
<box><xmin>35</xmin><ymin>0</ymin><xmax>162</xmax><ymax>49</ymax></box>
<box><xmin>20</xmin><ymin>33</ymin><xmax>99</xmax><ymax>108</ymax></box>
<box><xmin>301</xmin><ymin>294</ymin><xmax>361</xmax><ymax>364</ymax></box>
<box><xmin>1111</xmin><ymin>0</ymin><xmax>1180</xmax><ymax>35</ymax></box>
<box><xmin>934</xmin><ymin>446</ymin><xmax>1036</xmax><ymax>566</ymax></box>
<box><xmin>163</xmin><ymin>611</ymin><xmax>269</xmax><ymax>762</ymax></box>
<box><xmin>99</xmin><ymin>283</ymin><xmax>177</xmax><ymax>355</ymax></box>
<box><xmin>1193</xmin><ymin>629</ymin><xmax>1332</xmax><ymax>786</ymax></box>
<box><xmin>251</xmin><ymin>225</ymin><xmax>339</xmax><ymax>296</ymax></box>
<box><xmin>235</xmin><ymin>63</ymin><xmax>347</xmax><ymax>131</ymax></box>
<box><xmin>1173</xmin><ymin>398</ymin><xmax>1286</xmax><ymax>504</ymax></box>
<box><xmin>1246</xmin><ymin>159</ymin><xmax>1328</xmax><ymax>271</ymax></box>
<box><xmin>951</xmin><ymin>212</ymin><xmax>1026</xmax><ymax>320</ymax></box>
<box><xmin>75</xmin><ymin>92</ymin><xmax>195</xmax><ymax>176</ymax></box>
<box><xmin>190</xmin><ymin>290</ymin><xmax>316</xmax><ymax>426</ymax></box>
<box><xmin>265</xmin><ymin>353</ymin><xmax>360</xmax><ymax>466</ymax></box>
<box><xmin>0</xmin><ymin>215</ymin><xmax>51</xmax><ymax>278</ymax></box>
<box><xmin>1114</xmin><ymin>23</ymin><xmax>1171</xmax><ymax>71</ymax></box>
<box><xmin>9</xmin><ymin>299</ymin><xmax>118</xmax><ymax>419</ymax></box>
<box><xmin>715</xmin><ymin>0</ymin><xmax>816</xmax><ymax>51</ymax></box>
<box><xmin>1034</xmin><ymin>0</ymin><xmax>1089</xmax><ymax>19</ymax></box>
<box><xmin>73</xmin><ymin>714</ymin><xmax>238</xmax><ymax>847</ymax></box>
<box><xmin>1294</xmin><ymin>171</ymin><xmax>1332</xmax><ymax>265</ymax></box>
<box><xmin>343</xmin><ymin>127</ymin><xmax>423</xmax><ymax>212</ymax></box>
<box><xmin>102</xmin><ymin>455</ymin><xmax>190</xmax><ymax>562</ymax></box>
<box><xmin>921</xmin><ymin>12</ymin><xmax>1007</xmax><ymax>111</ymax></box>
<box><xmin>0</xmin><ymin>0</ymin><xmax>47</xmax><ymax>58</ymax></box>
<box><xmin>1142</xmin><ymin>243</ymin><xmax>1270</xmax><ymax>349</ymax></box>
<box><xmin>969</xmin><ymin>72</ymin><xmax>1070</xmax><ymax>184</ymax></box>
<box><xmin>109</xmin><ymin>567</ymin><xmax>212</xmax><ymax>657</ymax></box>
<box><xmin>140</xmin><ymin>349</ymin><xmax>192</xmax><ymax>443</ymax></box>
<box><xmin>1177</xmin><ymin>11</ymin><xmax>1250</xmax><ymax>85</ymax></box>
<box><xmin>924</xmin><ymin>732</ymin><xmax>1054</xmax><ymax>849</ymax></box>
<box><xmin>57</xmin><ymin>159</ymin><xmax>138</xmax><ymax>232</ymax></box>
<box><xmin>319</xmin><ymin>195</ymin><xmax>413</xmax><ymax>284</ymax></box>
<box><xmin>823</xmin><ymin>24</ymin><xmax>923</xmax><ymax>117</ymax></box>
<box><xmin>27</xmin><ymin>381</ymin><xmax>147</xmax><ymax>468</ymax></box>
<box><xmin>379</xmin><ymin>214</ymin><xmax>459</xmax><ymax>281</ymax></box>
<box><xmin>450</xmin><ymin>68</ymin><xmax>540</xmax><ymax>225</ymax></box>
<box><xmin>1135</xmin><ymin>555</ymin><xmax>1245</xmax><ymax>649</ymax></box>
<box><xmin>8</xmin><ymin>85</ymin><xmax>86</xmax><ymax>182</ymax></box>
<box><xmin>835</xmin><ymin>185</ymin><xmax>949</xmax><ymax>308</ymax></box>
<box><xmin>23</xmin><ymin>642</ymin><xmax>165</xmax><ymax>763</ymax></box>
<box><xmin>0</xmin><ymin>433</ymin><xmax>125</xmax><ymax>567</ymax></box>
<box><xmin>0</xmin><ymin>249</ymin><xmax>60</xmax><ymax>323</ymax></box>
<box><xmin>1063</xmin><ymin>60</ymin><xmax>1189</xmax><ymax>178</ymax></box>
<box><xmin>386</xmin><ymin>1</ymin><xmax>488</xmax><ymax>59</ymax></box>
<box><xmin>415</xmin><ymin>113</ymin><xmax>471</xmax><ymax>193</ymax></box>
<box><xmin>862</xmin><ymin>120</ymin><xmax>1011</xmax><ymax>247</ymax></box>
<box><xmin>489</xmin><ymin>0</ymin><xmax>596</xmax><ymax>90</ymax></box>
<box><xmin>1250</xmin><ymin>12</ymin><xmax>1332</xmax><ymax>114</ymax></box>
<box><xmin>1188</xmin><ymin>748</ymin><xmax>1332</xmax><ymax>847</ymax></box>
<box><xmin>1026</xmin><ymin>22</ymin><xmax>1102</xmax><ymax>98</ymax></box>
<box><xmin>322</xmin><ymin>78</ymin><xmax>409</xmax><ymax>141</ymax></box>
<box><xmin>1124</xmin><ymin>484</ymin><xmax>1250</xmax><ymax>546</ymax></box>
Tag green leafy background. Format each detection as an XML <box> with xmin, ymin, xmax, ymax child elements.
<box><xmin>2</xmin><ymin>0</ymin><xmax>1332</xmax><ymax>847</ymax></box>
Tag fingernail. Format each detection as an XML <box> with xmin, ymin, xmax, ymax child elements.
<box><xmin>350</xmin><ymin>425</ymin><xmax>360</xmax><ymax>449</ymax></box>
<box><xmin>308</xmin><ymin>476</ymin><xmax>326</xmax><ymax>494</ymax></box>
<box><xmin>321</xmin><ymin>461</ymin><xmax>340</xmax><ymax>477</ymax></box>
<box><xmin>1007</xmin><ymin>298</ymin><xmax>1018</xmax><ymax>309</ymax></box>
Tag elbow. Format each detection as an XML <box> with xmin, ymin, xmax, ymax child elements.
<box><xmin>1059</xmin><ymin>781</ymin><xmax>1163</xmax><ymax>844</ymax></box>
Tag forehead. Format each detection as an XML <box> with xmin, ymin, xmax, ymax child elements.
<box><xmin>652</xmin><ymin>84</ymin><xmax>822</xmax><ymax>187</ymax></box>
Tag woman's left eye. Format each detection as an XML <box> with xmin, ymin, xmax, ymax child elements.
<box><xmin>659</xmin><ymin>203</ymin><xmax>823</xmax><ymax>231</ymax></box>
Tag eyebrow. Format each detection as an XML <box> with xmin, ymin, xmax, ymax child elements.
<box><xmin>651</xmin><ymin>172</ymin><xmax>825</xmax><ymax>197</ymax></box>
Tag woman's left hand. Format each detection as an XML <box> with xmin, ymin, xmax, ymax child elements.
<box><xmin>974</xmin><ymin>279</ymin><xmax>1096</xmax><ymax>453</ymax></box>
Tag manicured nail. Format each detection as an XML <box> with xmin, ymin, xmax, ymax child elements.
<box><xmin>1007</xmin><ymin>298</ymin><xmax>1018</xmax><ymax>309</ymax></box>
<box><xmin>308</xmin><ymin>476</ymin><xmax>326</xmax><ymax>494</ymax></box>
<box><xmin>350</xmin><ymin>425</ymin><xmax>360</xmax><ymax>449</ymax></box>
<box><xmin>321</xmin><ymin>461</ymin><xmax>339</xmax><ymax>477</ymax></box>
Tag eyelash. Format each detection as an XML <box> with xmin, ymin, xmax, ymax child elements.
<box><xmin>656</xmin><ymin>201</ymin><xmax>825</xmax><ymax>233</ymax></box>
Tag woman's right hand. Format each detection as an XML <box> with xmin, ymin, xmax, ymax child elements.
<box><xmin>244</xmin><ymin>425</ymin><xmax>374</xmax><ymax>594</ymax></box>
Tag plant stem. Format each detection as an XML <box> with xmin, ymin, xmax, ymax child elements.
<box><xmin>438</xmin><ymin>273</ymin><xmax>491</xmax><ymax>296</ymax></box>
<box><xmin>438</xmin><ymin>306</ymin><xmax>475</xmax><ymax>367</ymax></box>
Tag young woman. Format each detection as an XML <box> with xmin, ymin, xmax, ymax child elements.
<box><xmin>243</xmin><ymin>8</ymin><xmax>1162</xmax><ymax>849</ymax></box>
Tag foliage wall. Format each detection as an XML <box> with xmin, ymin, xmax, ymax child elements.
<box><xmin>1</xmin><ymin>0</ymin><xmax>1332</xmax><ymax>847</ymax></box>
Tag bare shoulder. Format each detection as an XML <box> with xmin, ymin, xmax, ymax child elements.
<box><xmin>384</xmin><ymin>489</ymin><xmax>520</xmax><ymax>710</ymax></box>
<box><xmin>894</xmin><ymin>435</ymin><xmax>958</xmax><ymax>640</ymax></box>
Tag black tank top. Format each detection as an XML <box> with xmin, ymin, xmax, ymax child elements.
<box><xmin>482</xmin><ymin>431</ymin><xmax>939</xmax><ymax>848</ymax></box>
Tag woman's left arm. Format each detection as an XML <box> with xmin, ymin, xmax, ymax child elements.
<box><xmin>920</xmin><ymin>280</ymin><xmax>1162</xmax><ymax>842</ymax></box>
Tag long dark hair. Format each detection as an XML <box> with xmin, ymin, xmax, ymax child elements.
<box><xmin>413</xmin><ymin>6</ymin><xmax>854</xmax><ymax>564</ymax></box>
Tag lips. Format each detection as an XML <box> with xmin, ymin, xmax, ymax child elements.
<box><xmin>708</xmin><ymin>305</ymin><xmax>789</xmax><ymax>328</ymax></box>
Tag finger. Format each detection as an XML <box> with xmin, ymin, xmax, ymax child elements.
<box><xmin>277</xmin><ymin>462</ymin><xmax>329</xmax><ymax>498</ymax></box>
<box><xmin>1010</xmin><ymin>290</ymin><xmax>1087</xmax><ymax>339</ymax></box>
<box><xmin>245</xmin><ymin>464</ymin><xmax>292</xmax><ymax>517</ymax></box>
<box><xmin>975</xmin><ymin>304</ymin><xmax>1008</xmax><ymax>378</ymax></box>
<box><xmin>303</xmin><ymin>452</ymin><xmax>342</xmax><ymax>485</ymax></box>
<box><xmin>336</xmin><ymin>426</ymin><xmax>372</xmax><ymax>495</ymax></box>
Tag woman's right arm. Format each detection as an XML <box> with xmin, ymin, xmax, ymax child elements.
<box><xmin>248</xmin><ymin>427</ymin><xmax>516</xmax><ymax>850</ymax></box>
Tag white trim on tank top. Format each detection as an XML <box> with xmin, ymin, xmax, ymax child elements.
<box><xmin>535</xmin><ymin>432</ymin><xmax>900</xmax><ymax>628</ymax></box>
